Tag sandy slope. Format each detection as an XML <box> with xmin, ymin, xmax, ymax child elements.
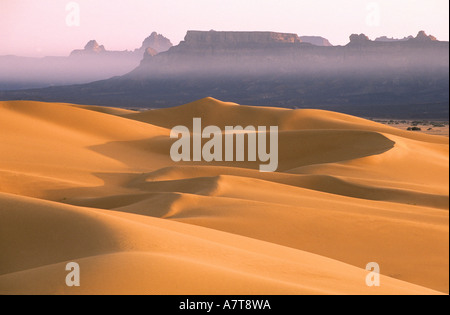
<box><xmin>0</xmin><ymin>98</ymin><xmax>448</xmax><ymax>295</ymax></box>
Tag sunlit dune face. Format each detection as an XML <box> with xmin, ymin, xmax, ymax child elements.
<box><xmin>0</xmin><ymin>98</ymin><xmax>448</xmax><ymax>295</ymax></box>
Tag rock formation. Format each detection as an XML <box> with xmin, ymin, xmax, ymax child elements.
<box><xmin>135</xmin><ymin>32</ymin><xmax>173</xmax><ymax>54</ymax></box>
<box><xmin>144</xmin><ymin>47</ymin><xmax>158</xmax><ymax>58</ymax></box>
<box><xmin>414</xmin><ymin>30</ymin><xmax>437</xmax><ymax>41</ymax></box>
<box><xmin>1</xmin><ymin>30</ymin><xmax>448</xmax><ymax>119</ymax></box>
<box><xmin>70</xmin><ymin>32</ymin><xmax>173</xmax><ymax>58</ymax></box>
<box><xmin>0</xmin><ymin>32</ymin><xmax>173</xmax><ymax>90</ymax></box>
<box><xmin>70</xmin><ymin>40</ymin><xmax>106</xmax><ymax>56</ymax></box>
<box><xmin>182</xmin><ymin>30</ymin><xmax>302</xmax><ymax>47</ymax></box>
<box><xmin>375</xmin><ymin>35</ymin><xmax>414</xmax><ymax>42</ymax></box>
<box><xmin>348</xmin><ymin>33</ymin><xmax>371</xmax><ymax>45</ymax></box>
<box><xmin>300</xmin><ymin>36</ymin><xmax>333</xmax><ymax>46</ymax></box>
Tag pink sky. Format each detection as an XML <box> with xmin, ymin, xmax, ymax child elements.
<box><xmin>1</xmin><ymin>0</ymin><xmax>449</xmax><ymax>57</ymax></box>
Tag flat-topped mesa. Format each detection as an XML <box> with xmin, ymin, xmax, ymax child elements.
<box><xmin>134</xmin><ymin>29</ymin><xmax>448</xmax><ymax>79</ymax></box>
<box><xmin>182</xmin><ymin>30</ymin><xmax>302</xmax><ymax>47</ymax></box>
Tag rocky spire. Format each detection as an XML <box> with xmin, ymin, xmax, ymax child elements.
<box><xmin>137</xmin><ymin>32</ymin><xmax>173</xmax><ymax>54</ymax></box>
<box><xmin>349</xmin><ymin>33</ymin><xmax>371</xmax><ymax>44</ymax></box>
<box><xmin>414</xmin><ymin>31</ymin><xmax>437</xmax><ymax>41</ymax></box>
<box><xmin>84</xmin><ymin>40</ymin><xmax>106</xmax><ymax>53</ymax></box>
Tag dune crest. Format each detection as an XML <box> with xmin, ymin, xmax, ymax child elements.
<box><xmin>0</xmin><ymin>98</ymin><xmax>448</xmax><ymax>295</ymax></box>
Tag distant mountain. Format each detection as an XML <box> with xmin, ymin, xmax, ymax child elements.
<box><xmin>300</xmin><ymin>36</ymin><xmax>332</xmax><ymax>46</ymax></box>
<box><xmin>70</xmin><ymin>33</ymin><xmax>172</xmax><ymax>57</ymax></box>
<box><xmin>375</xmin><ymin>35</ymin><xmax>414</xmax><ymax>42</ymax></box>
<box><xmin>182</xmin><ymin>30</ymin><xmax>302</xmax><ymax>45</ymax></box>
<box><xmin>0</xmin><ymin>32</ymin><xmax>172</xmax><ymax>90</ymax></box>
<box><xmin>0</xmin><ymin>30</ymin><xmax>448</xmax><ymax>118</ymax></box>
<box><xmin>415</xmin><ymin>30</ymin><xmax>438</xmax><ymax>41</ymax></box>
<box><xmin>135</xmin><ymin>32</ymin><xmax>173</xmax><ymax>54</ymax></box>
<box><xmin>70</xmin><ymin>40</ymin><xmax>108</xmax><ymax>55</ymax></box>
<box><xmin>375</xmin><ymin>31</ymin><xmax>438</xmax><ymax>43</ymax></box>
<box><xmin>376</xmin><ymin>31</ymin><xmax>438</xmax><ymax>43</ymax></box>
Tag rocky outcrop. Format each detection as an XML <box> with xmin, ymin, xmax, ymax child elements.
<box><xmin>136</xmin><ymin>30</ymin><xmax>448</xmax><ymax>80</ymax></box>
<box><xmin>70</xmin><ymin>40</ymin><xmax>106</xmax><ymax>56</ymax></box>
<box><xmin>84</xmin><ymin>40</ymin><xmax>106</xmax><ymax>53</ymax></box>
<box><xmin>413</xmin><ymin>30</ymin><xmax>437</xmax><ymax>41</ymax></box>
<box><xmin>375</xmin><ymin>32</ymin><xmax>437</xmax><ymax>43</ymax></box>
<box><xmin>300</xmin><ymin>36</ymin><xmax>332</xmax><ymax>46</ymax></box>
<box><xmin>348</xmin><ymin>33</ymin><xmax>371</xmax><ymax>46</ymax></box>
<box><xmin>136</xmin><ymin>32</ymin><xmax>173</xmax><ymax>54</ymax></box>
<box><xmin>0</xmin><ymin>32</ymin><xmax>174</xmax><ymax>91</ymax></box>
<box><xmin>375</xmin><ymin>35</ymin><xmax>414</xmax><ymax>42</ymax></box>
<box><xmin>70</xmin><ymin>32</ymin><xmax>173</xmax><ymax>58</ymax></box>
<box><xmin>144</xmin><ymin>47</ymin><xmax>158</xmax><ymax>58</ymax></box>
<box><xmin>182</xmin><ymin>30</ymin><xmax>302</xmax><ymax>47</ymax></box>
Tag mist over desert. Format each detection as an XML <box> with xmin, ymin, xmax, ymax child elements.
<box><xmin>0</xmin><ymin>0</ymin><xmax>449</xmax><ymax>298</ymax></box>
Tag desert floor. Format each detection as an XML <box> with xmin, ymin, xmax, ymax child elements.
<box><xmin>0</xmin><ymin>98</ymin><xmax>448</xmax><ymax>295</ymax></box>
<box><xmin>374</xmin><ymin>119</ymin><xmax>449</xmax><ymax>137</ymax></box>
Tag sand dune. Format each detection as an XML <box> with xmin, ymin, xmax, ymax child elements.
<box><xmin>0</xmin><ymin>98</ymin><xmax>448</xmax><ymax>295</ymax></box>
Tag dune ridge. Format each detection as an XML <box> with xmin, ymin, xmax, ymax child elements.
<box><xmin>0</xmin><ymin>98</ymin><xmax>448</xmax><ymax>295</ymax></box>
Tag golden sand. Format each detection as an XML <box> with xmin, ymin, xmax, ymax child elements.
<box><xmin>0</xmin><ymin>98</ymin><xmax>448</xmax><ymax>295</ymax></box>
